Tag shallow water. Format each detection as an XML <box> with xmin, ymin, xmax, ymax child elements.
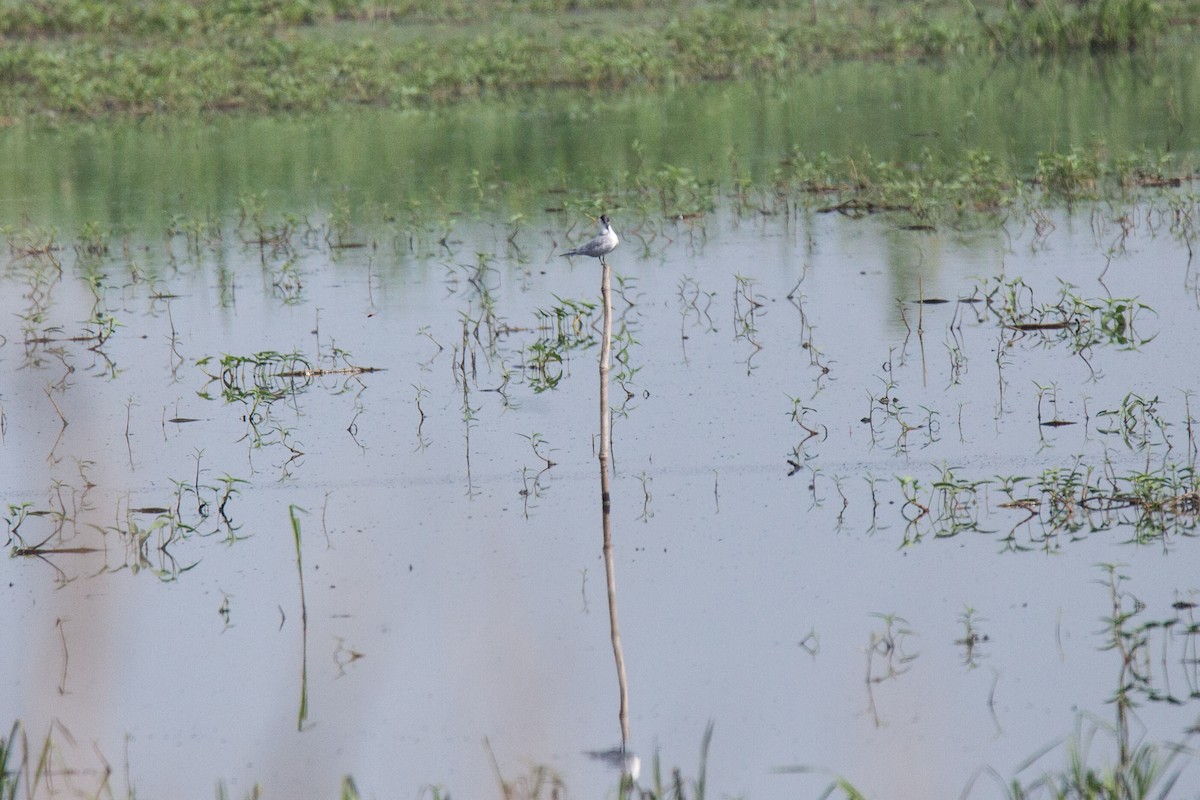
<box><xmin>3</xmin><ymin>52</ymin><xmax>1200</xmax><ymax>799</ymax></box>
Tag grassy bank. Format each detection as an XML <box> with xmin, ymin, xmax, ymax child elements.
<box><xmin>0</xmin><ymin>0</ymin><xmax>1190</xmax><ymax>119</ymax></box>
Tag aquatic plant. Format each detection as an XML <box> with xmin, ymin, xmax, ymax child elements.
<box><xmin>8</xmin><ymin>449</ymin><xmax>248</xmax><ymax>581</ymax></box>
<box><xmin>0</xmin><ymin>721</ymin><xmax>15</xmax><ymax>800</ymax></box>
<box><xmin>955</xmin><ymin>606</ymin><xmax>990</xmax><ymax>668</ymax></box>
<box><xmin>194</xmin><ymin>348</ymin><xmax>378</xmax><ymax>475</ymax></box>
<box><xmin>1037</xmin><ymin>148</ymin><xmax>1102</xmax><ymax>201</ymax></box>
<box><xmin>523</xmin><ymin>296</ymin><xmax>598</xmax><ymax>392</ymax></box>
<box><xmin>1097</xmin><ymin>393</ymin><xmax>1171</xmax><ymax>451</ymax></box>
<box><xmin>974</xmin><ymin>276</ymin><xmax>1155</xmax><ymax>357</ymax></box>
<box><xmin>984</xmin><ymin>567</ymin><xmax>1195</xmax><ymax>799</ymax></box>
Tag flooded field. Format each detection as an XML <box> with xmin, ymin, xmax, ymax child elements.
<box><xmin>3</xmin><ymin>51</ymin><xmax>1200</xmax><ymax>799</ymax></box>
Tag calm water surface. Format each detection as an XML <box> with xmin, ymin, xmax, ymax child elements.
<box><xmin>2</xmin><ymin>51</ymin><xmax>1200</xmax><ymax>799</ymax></box>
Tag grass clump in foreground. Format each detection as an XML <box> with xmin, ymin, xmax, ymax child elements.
<box><xmin>0</xmin><ymin>0</ymin><xmax>1183</xmax><ymax>119</ymax></box>
<box><xmin>1</xmin><ymin>711</ymin><xmax>1195</xmax><ymax>799</ymax></box>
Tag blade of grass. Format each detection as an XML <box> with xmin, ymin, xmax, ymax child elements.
<box><xmin>289</xmin><ymin>505</ymin><xmax>309</xmax><ymax>731</ymax></box>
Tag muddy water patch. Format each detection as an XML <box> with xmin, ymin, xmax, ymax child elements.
<box><xmin>1</xmin><ymin>188</ymin><xmax>1199</xmax><ymax>797</ymax></box>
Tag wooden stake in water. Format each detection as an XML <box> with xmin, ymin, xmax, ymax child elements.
<box><xmin>599</xmin><ymin>258</ymin><xmax>613</xmax><ymax>470</ymax></box>
<box><xmin>598</xmin><ymin>254</ymin><xmax>630</xmax><ymax>747</ymax></box>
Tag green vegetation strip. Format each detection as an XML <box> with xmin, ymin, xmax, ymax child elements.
<box><xmin>0</xmin><ymin>0</ymin><xmax>1187</xmax><ymax>119</ymax></box>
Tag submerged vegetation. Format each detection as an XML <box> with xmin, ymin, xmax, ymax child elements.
<box><xmin>0</xmin><ymin>0</ymin><xmax>1191</xmax><ymax>118</ymax></box>
<box><xmin>15</xmin><ymin>139</ymin><xmax>1191</xmax><ymax>253</ymax></box>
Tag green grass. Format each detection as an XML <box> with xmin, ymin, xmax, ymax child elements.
<box><xmin>0</xmin><ymin>0</ymin><xmax>1188</xmax><ymax>119</ymax></box>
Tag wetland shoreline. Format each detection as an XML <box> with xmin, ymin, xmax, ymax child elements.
<box><xmin>0</xmin><ymin>0</ymin><xmax>1193</xmax><ymax>120</ymax></box>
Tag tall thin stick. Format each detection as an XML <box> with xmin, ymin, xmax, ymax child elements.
<box><xmin>599</xmin><ymin>261</ymin><xmax>613</xmax><ymax>468</ymax></box>
<box><xmin>598</xmin><ymin>255</ymin><xmax>630</xmax><ymax>747</ymax></box>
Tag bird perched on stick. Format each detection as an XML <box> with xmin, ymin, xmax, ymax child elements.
<box><xmin>561</xmin><ymin>215</ymin><xmax>619</xmax><ymax>262</ymax></box>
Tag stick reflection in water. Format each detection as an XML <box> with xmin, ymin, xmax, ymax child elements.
<box><xmin>596</xmin><ymin>248</ymin><xmax>636</xmax><ymax>781</ymax></box>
